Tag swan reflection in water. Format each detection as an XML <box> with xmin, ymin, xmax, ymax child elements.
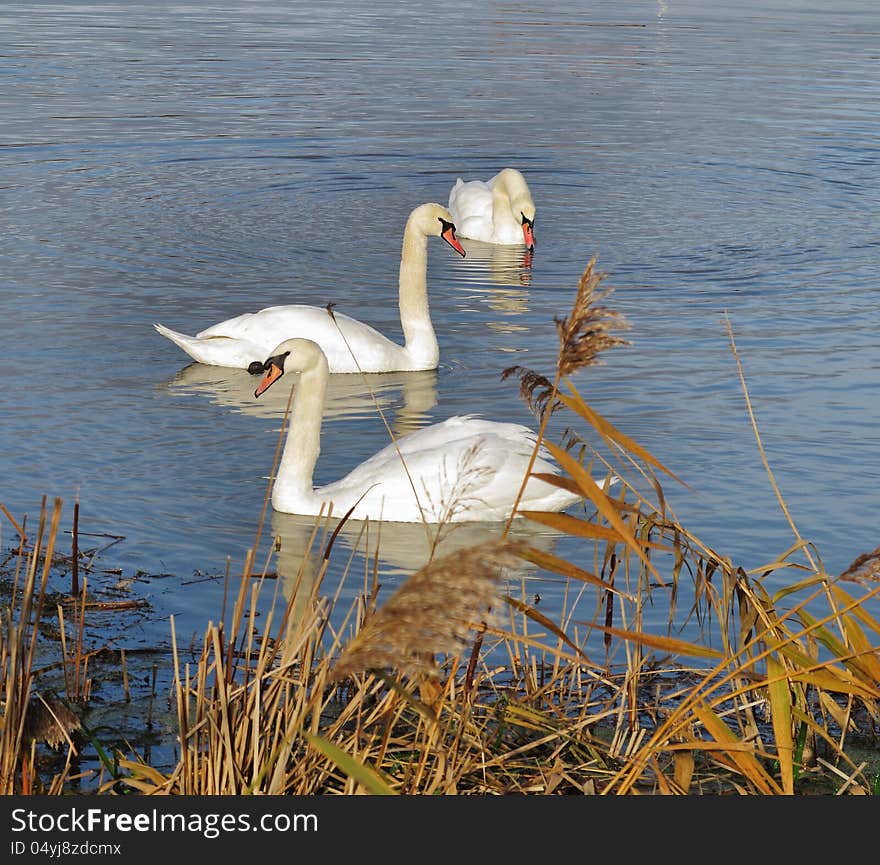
<box><xmin>159</xmin><ymin>362</ymin><xmax>439</xmax><ymax>436</ymax></box>
<box><xmin>450</xmin><ymin>239</ymin><xmax>533</xmax><ymax>339</ymax></box>
<box><xmin>268</xmin><ymin>508</ymin><xmax>566</xmax><ymax>635</ymax></box>
<box><xmin>453</xmin><ymin>239</ymin><xmax>533</xmax><ymax>292</ymax></box>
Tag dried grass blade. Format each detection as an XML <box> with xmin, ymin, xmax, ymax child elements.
<box><xmin>770</xmin><ymin>572</ymin><xmax>830</xmax><ymax>601</ymax></box>
<box><xmin>557</xmin><ymin>382</ymin><xmax>682</xmax><ymax>483</ymax></box>
<box><xmin>116</xmin><ymin>759</ymin><xmax>169</xmax><ymax>789</ymax></box>
<box><xmin>673</xmin><ymin>750</ymin><xmax>695</xmax><ymax>793</ymax></box>
<box><xmin>766</xmin><ymin>657</ymin><xmax>794</xmax><ymax>794</ymax></box>
<box><xmin>0</xmin><ymin>501</ymin><xmax>27</xmax><ymax>542</ymax></box>
<box><xmin>769</xmin><ymin>641</ymin><xmax>878</xmax><ymax>697</ymax></box>
<box><xmin>588</xmin><ymin>624</ymin><xmax>723</xmax><ymax>660</ymax></box>
<box><xmin>515</xmin><ymin>544</ymin><xmax>635</xmax><ymax>600</ymax></box>
<box><xmin>303</xmin><ymin>731</ymin><xmax>396</xmax><ymax>795</ymax></box>
<box><xmin>530</xmin><ymin>472</ymin><xmax>583</xmax><ymax>497</ymax></box>
<box><xmin>519</xmin><ymin>509</ymin><xmax>626</xmax><ymax>544</ymax></box>
<box><xmin>831</xmin><ymin>585</ymin><xmax>880</xmax><ymax>639</ymax></box>
<box><xmin>792</xmin><ymin>669</ymin><xmax>877</xmax><ymax>699</ymax></box>
<box><xmin>691</xmin><ymin>702</ymin><xmax>783</xmax><ymax>794</ymax></box>
<box><xmin>793</xmin><ymin>611</ymin><xmax>880</xmax><ymax>687</ymax></box>
<box><xmin>725</xmin><ymin>314</ymin><xmax>814</xmax><ymax>571</ymax></box>
<box><xmin>542</xmin><ymin>440</ymin><xmax>664</xmax><ymax>584</ymax></box>
<box><xmin>838</xmin><ymin>614</ymin><xmax>880</xmax><ymax>683</ymax></box>
<box><xmin>504</xmin><ymin>595</ymin><xmax>592</xmax><ymax>663</ymax></box>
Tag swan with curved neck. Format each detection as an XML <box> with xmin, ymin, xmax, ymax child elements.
<box><xmin>154</xmin><ymin>203</ymin><xmax>465</xmax><ymax>374</ymax></box>
<box><xmin>448</xmin><ymin>168</ymin><xmax>536</xmax><ymax>249</ymax></box>
<box><xmin>253</xmin><ymin>337</ymin><xmax>611</xmax><ymax>523</ymax></box>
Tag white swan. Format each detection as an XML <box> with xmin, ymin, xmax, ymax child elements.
<box><xmin>253</xmin><ymin>337</ymin><xmax>611</xmax><ymax>523</ymax></box>
<box><xmin>447</xmin><ymin>168</ymin><xmax>536</xmax><ymax>249</ymax></box>
<box><xmin>153</xmin><ymin>202</ymin><xmax>466</xmax><ymax>374</ymax></box>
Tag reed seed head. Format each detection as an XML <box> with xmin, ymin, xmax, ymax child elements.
<box><xmin>329</xmin><ymin>539</ymin><xmax>524</xmax><ymax>682</ymax></box>
<box><xmin>22</xmin><ymin>694</ymin><xmax>82</xmax><ymax>750</ymax></box>
<box><xmin>555</xmin><ymin>255</ymin><xmax>631</xmax><ymax>379</ymax></box>
<box><xmin>501</xmin><ymin>365</ymin><xmax>559</xmax><ymax>420</ymax></box>
<box><xmin>502</xmin><ymin>255</ymin><xmax>630</xmax><ymax>421</ymax></box>
<box><xmin>839</xmin><ymin>546</ymin><xmax>880</xmax><ymax>583</ymax></box>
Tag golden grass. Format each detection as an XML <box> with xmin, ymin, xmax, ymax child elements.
<box><xmin>2</xmin><ymin>256</ymin><xmax>880</xmax><ymax>796</ymax></box>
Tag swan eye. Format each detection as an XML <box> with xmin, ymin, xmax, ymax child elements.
<box><xmin>438</xmin><ymin>217</ymin><xmax>454</xmax><ymax>233</ymax></box>
<box><xmin>521</xmin><ymin>213</ymin><xmax>534</xmax><ymax>228</ymax></box>
<box><xmin>266</xmin><ymin>350</ymin><xmax>291</xmax><ymax>370</ymax></box>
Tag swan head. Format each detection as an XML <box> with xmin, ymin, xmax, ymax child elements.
<box><xmin>519</xmin><ymin>211</ymin><xmax>535</xmax><ymax>252</ymax></box>
<box><xmin>408</xmin><ymin>202</ymin><xmax>466</xmax><ymax>257</ymax></box>
<box><xmin>253</xmin><ymin>338</ymin><xmax>328</xmax><ymax>398</ymax></box>
<box><xmin>510</xmin><ymin>192</ymin><xmax>536</xmax><ymax>252</ymax></box>
<box><xmin>496</xmin><ymin>169</ymin><xmax>536</xmax><ymax>251</ymax></box>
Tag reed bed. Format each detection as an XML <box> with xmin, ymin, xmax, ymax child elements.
<box><xmin>2</xmin><ymin>256</ymin><xmax>879</xmax><ymax>796</ymax></box>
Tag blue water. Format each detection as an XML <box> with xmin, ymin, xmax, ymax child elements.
<box><xmin>2</xmin><ymin>1</ymin><xmax>879</xmax><ymax>666</ymax></box>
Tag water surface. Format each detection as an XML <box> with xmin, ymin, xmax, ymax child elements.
<box><xmin>2</xmin><ymin>1</ymin><xmax>879</xmax><ymax>660</ymax></box>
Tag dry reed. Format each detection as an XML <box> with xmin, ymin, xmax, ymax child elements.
<box><xmin>4</xmin><ymin>255</ymin><xmax>880</xmax><ymax>796</ymax></box>
<box><xmin>329</xmin><ymin>539</ymin><xmax>522</xmax><ymax>682</ymax></box>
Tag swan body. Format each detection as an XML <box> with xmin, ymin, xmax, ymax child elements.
<box><xmin>154</xmin><ymin>202</ymin><xmax>465</xmax><ymax>374</ymax></box>
<box><xmin>254</xmin><ymin>338</ymin><xmax>611</xmax><ymax>523</ymax></box>
<box><xmin>448</xmin><ymin>168</ymin><xmax>536</xmax><ymax>248</ymax></box>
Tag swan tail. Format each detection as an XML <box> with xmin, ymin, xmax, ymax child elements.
<box><xmin>153</xmin><ymin>322</ymin><xmax>236</xmax><ymax>367</ymax></box>
<box><xmin>448</xmin><ymin>177</ymin><xmax>466</xmax><ymax>211</ymax></box>
<box><xmin>154</xmin><ymin>322</ymin><xmax>200</xmax><ymax>356</ymax></box>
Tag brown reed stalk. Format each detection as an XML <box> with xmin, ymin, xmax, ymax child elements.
<box><xmin>73</xmin><ymin>575</ymin><xmax>88</xmax><ymax>702</ymax></box>
<box><xmin>724</xmin><ymin>313</ymin><xmax>817</xmax><ymax>571</ymax></box>
<box><xmin>501</xmin><ymin>255</ymin><xmax>630</xmax><ymax>537</ymax></box>
<box><xmin>57</xmin><ymin>604</ymin><xmax>71</xmax><ymax>700</ymax></box>
<box><xmin>0</xmin><ymin>500</ymin><xmax>28</xmax><ymax>545</ymax></box>
<box><xmin>0</xmin><ymin>498</ymin><xmax>84</xmax><ymax>793</ymax></box>
<box><xmin>71</xmin><ymin>498</ymin><xmax>79</xmax><ymax>596</ymax></box>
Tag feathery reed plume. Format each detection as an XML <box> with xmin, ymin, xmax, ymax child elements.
<box><xmin>22</xmin><ymin>694</ymin><xmax>81</xmax><ymax>751</ymax></box>
<box><xmin>555</xmin><ymin>255</ymin><xmax>631</xmax><ymax>378</ymax></box>
<box><xmin>502</xmin><ymin>255</ymin><xmax>631</xmax><ymax>535</ymax></box>
<box><xmin>503</xmin><ymin>255</ymin><xmax>630</xmax><ymax>423</ymax></box>
<box><xmin>329</xmin><ymin>539</ymin><xmax>523</xmax><ymax>682</ymax></box>
<box><xmin>418</xmin><ymin>441</ymin><xmax>494</xmax><ymax>524</ymax></box>
<box><xmin>500</xmin><ymin>366</ymin><xmax>557</xmax><ymax>420</ymax></box>
<box><xmin>838</xmin><ymin>546</ymin><xmax>880</xmax><ymax>583</ymax></box>
<box><xmin>502</xmin><ymin>257</ymin><xmax>630</xmax><ymax>426</ymax></box>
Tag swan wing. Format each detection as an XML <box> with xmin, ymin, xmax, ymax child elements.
<box><xmin>448</xmin><ymin>179</ymin><xmax>496</xmax><ymax>242</ymax></box>
<box><xmin>448</xmin><ymin>178</ymin><xmax>493</xmax><ymax>218</ymax></box>
<box><xmin>195</xmin><ymin>305</ymin><xmax>407</xmax><ymax>373</ymax></box>
<box><xmin>153</xmin><ymin>323</ymin><xmax>269</xmax><ymax>368</ymax></box>
<box><xmin>319</xmin><ymin>416</ymin><xmax>579</xmax><ymax>522</ymax></box>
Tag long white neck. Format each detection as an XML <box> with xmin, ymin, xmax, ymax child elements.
<box><xmin>272</xmin><ymin>350</ymin><xmax>328</xmax><ymax>512</ymax></box>
<box><xmin>491</xmin><ymin>181</ymin><xmax>516</xmax><ymax>237</ymax></box>
<box><xmin>493</xmin><ymin>170</ymin><xmax>533</xmax><ymax>233</ymax></box>
<box><xmin>398</xmin><ymin>217</ymin><xmax>439</xmax><ymax>369</ymax></box>
<box><xmin>491</xmin><ymin>178</ymin><xmax>513</xmax><ymax>213</ymax></box>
